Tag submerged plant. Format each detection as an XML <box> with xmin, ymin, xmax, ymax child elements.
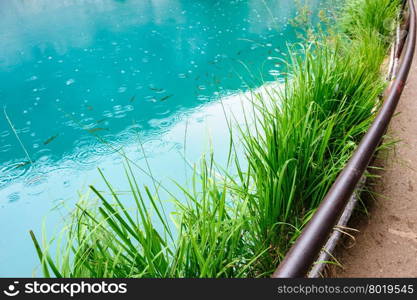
<box><xmin>31</xmin><ymin>0</ymin><xmax>400</xmax><ymax>278</ymax></box>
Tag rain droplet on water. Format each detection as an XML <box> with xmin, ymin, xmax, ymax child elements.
<box><xmin>66</xmin><ymin>79</ymin><xmax>75</xmax><ymax>85</ymax></box>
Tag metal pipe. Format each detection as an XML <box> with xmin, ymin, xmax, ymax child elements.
<box><xmin>307</xmin><ymin>177</ymin><xmax>364</xmax><ymax>278</ymax></box>
<box><xmin>272</xmin><ymin>0</ymin><xmax>416</xmax><ymax>278</ymax></box>
<box><xmin>307</xmin><ymin>15</ymin><xmax>407</xmax><ymax>277</ymax></box>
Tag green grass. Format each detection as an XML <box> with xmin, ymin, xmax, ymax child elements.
<box><xmin>31</xmin><ymin>0</ymin><xmax>400</xmax><ymax>278</ymax></box>
<box><xmin>341</xmin><ymin>0</ymin><xmax>401</xmax><ymax>43</ymax></box>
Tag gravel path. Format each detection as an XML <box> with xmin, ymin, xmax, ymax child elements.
<box><xmin>335</xmin><ymin>43</ymin><xmax>417</xmax><ymax>277</ymax></box>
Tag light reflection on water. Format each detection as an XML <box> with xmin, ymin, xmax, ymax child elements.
<box><xmin>0</xmin><ymin>0</ymin><xmax>329</xmax><ymax>276</ymax></box>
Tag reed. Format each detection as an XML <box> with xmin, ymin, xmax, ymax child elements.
<box><xmin>31</xmin><ymin>0</ymin><xmax>400</xmax><ymax>278</ymax></box>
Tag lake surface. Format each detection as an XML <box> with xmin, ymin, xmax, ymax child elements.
<box><xmin>0</xmin><ymin>0</ymin><xmax>330</xmax><ymax>276</ymax></box>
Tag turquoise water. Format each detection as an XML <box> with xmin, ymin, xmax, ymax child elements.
<box><xmin>0</xmin><ymin>0</ymin><xmax>329</xmax><ymax>276</ymax></box>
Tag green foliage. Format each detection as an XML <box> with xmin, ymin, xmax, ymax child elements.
<box><xmin>340</xmin><ymin>0</ymin><xmax>400</xmax><ymax>43</ymax></box>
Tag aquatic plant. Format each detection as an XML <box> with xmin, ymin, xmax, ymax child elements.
<box><xmin>31</xmin><ymin>0</ymin><xmax>400</xmax><ymax>278</ymax></box>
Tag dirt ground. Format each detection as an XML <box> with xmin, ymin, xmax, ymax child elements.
<box><xmin>333</xmin><ymin>45</ymin><xmax>417</xmax><ymax>277</ymax></box>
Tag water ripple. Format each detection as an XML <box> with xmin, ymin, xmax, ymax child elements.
<box><xmin>68</xmin><ymin>140</ymin><xmax>114</xmax><ymax>170</ymax></box>
<box><xmin>0</xmin><ymin>160</ymin><xmax>31</xmax><ymax>188</ymax></box>
<box><xmin>7</xmin><ymin>192</ymin><xmax>20</xmax><ymax>203</ymax></box>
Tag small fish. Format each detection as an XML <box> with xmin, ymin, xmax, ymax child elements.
<box><xmin>129</xmin><ymin>95</ymin><xmax>136</xmax><ymax>102</ymax></box>
<box><xmin>236</xmin><ymin>50</ymin><xmax>242</xmax><ymax>55</ymax></box>
<box><xmin>86</xmin><ymin>105</ymin><xmax>94</xmax><ymax>111</ymax></box>
<box><xmin>43</xmin><ymin>134</ymin><xmax>59</xmax><ymax>145</ymax></box>
<box><xmin>159</xmin><ymin>94</ymin><xmax>173</xmax><ymax>102</ymax></box>
<box><xmin>95</xmin><ymin>118</ymin><xmax>107</xmax><ymax>124</ymax></box>
<box><xmin>149</xmin><ymin>86</ymin><xmax>164</xmax><ymax>92</ymax></box>
<box><xmin>14</xmin><ymin>160</ymin><xmax>31</xmax><ymax>169</ymax></box>
<box><xmin>213</xmin><ymin>77</ymin><xmax>221</xmax><ymax>84</ymax></box>
<box><xmin>87</xmin><ymin>127</ymin><xmax>109</xmax><ymax>134</ymax></box>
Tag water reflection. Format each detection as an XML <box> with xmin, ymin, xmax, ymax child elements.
<box><xmin>0</xmin><ymin>0</ymin><xmax>303</xmax><ymax>180</ymax></box>
<box><xmin>0</xmin><ymin>0</ymin><xmax>187</xmax><ymax>67</ymax></box>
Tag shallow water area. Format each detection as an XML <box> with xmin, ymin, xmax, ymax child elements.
<box><xmin>0</xmin><ymin>0</ymin><xmax>330</xmax><ymax>276</ymax></box>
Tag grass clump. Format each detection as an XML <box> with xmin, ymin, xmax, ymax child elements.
<box><xmin>341</xmin><ymin>0</ymin><xmax>400</xmax><ymax>42</ymax></box>
<box><xmin>31</xmin><ymin>0</ymin><xmax>400</xmax><ymax>278</ymax></box>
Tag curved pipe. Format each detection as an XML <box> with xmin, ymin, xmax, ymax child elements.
<box><xmin>272</xmin><ymin>0</ymin><xmax>416</xmax><ymax>278</ymax></box>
